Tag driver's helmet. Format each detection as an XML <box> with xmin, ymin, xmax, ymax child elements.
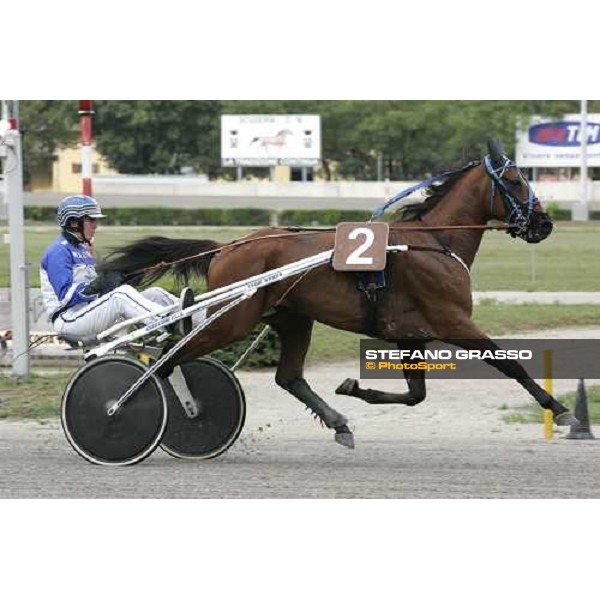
<box><xmin>57</xmin><ymin>195</ymin><xmax>106</xmax><ymax>228</ymax></box>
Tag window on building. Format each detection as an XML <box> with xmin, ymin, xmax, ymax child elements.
<box><xmin>72</xmin><ymin>163</ymin><xmax>82</xmax><ymax>174</ymax></box>
<box><xmin>290</xmin><ymin>167</ymin><xmax>313</xmax><ymax>181</ymax></box>
<box><xmin>92</xmin><ymin>164</ymin><xmax>99</xmax><ymax>174</ymax></box>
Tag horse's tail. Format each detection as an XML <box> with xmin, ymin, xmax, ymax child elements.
<box><xmin>98</xmin><ymin>236</ymin><xmax>221</xmax><ymax>288</ymax></box>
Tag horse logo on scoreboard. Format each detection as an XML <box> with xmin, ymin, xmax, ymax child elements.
<box><xmin>250</xmin><ymin>129</ymin><xmax>293</xmax><ymax>149</ymax></box>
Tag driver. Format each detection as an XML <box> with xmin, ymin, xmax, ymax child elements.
<box><xmin>40</xmin><ymin>194</ymin><xmax>196</xmax><ymax>340</ymax></box>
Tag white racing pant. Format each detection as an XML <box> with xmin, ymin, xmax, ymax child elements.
<box><xmin>54</xmin><ymin>285</ymin><xmax>205</xmax><ymax>338</ymax></box>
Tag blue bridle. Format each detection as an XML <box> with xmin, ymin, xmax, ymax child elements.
<box><xmin>483</xmin><ymin>154</ymin><xmax>537</xmax><ymax>232</ymax></box>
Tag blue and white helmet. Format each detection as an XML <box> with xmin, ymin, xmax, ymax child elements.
<box><xmin>57</xmin><ymin>195</ymin><xmax>106</xmax><ymax>228</ymax></box>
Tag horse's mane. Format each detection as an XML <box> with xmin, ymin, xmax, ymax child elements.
<box><xmin>393</xmin><ymin>161</ymin><xmax>481</xmax><ymax>222</ymax></box>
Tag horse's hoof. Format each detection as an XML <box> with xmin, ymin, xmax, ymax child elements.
<box><xmin>334</xmin><ymin>426</ymin><xmax>355</xmax><ymax>449</ymax></box>
<box><xmin>554</xmin><ymin>411</ymin><xmax>579</xmax><ymax>427</ymax></box>
<box><xmin>335</xmin><ymin>378</ymin><xmax>359</xmax><ymax>396</ymax></box>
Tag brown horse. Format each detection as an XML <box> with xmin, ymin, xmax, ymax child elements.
<box><xmin>99</xmin><ymin>140</ymin><xmax>576</xmax><ymax>449</ymax></box>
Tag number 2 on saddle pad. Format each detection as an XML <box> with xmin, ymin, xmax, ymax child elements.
<box><xmin>332</xmin><ymin>222</ymin><xmax>389</xmax><ymax>271</ymax></box>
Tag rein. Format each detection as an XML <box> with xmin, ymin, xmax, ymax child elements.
<box><xmin>128</xmin><ymin>223</ymin><xmax>513</xmax><ymax>280</ymax></box>
<box><xmin>127</xmin><ymin>156</ymin><xmax>525</xmax><ymax>280</ymax></box>
<box><xmin>126</xmin><ymin>232</ymin><xmax>337</xmax><ymax>279</ymax></box>
<box><xmin>287</xmin><ymin>223</ymin><xmax>514</xmax><ymax>232</ymax></box>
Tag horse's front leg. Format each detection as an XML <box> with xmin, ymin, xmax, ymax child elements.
<box><xmin>265</xmin><ymin>309</ymin><xmax>354</xmax><ymax>449</ymax></box>
<box><xmin>448</xmin><ymin>325</ymin><xmax>577</xmax><ymax>426</ymax></box>
<box><xmin>336</xmin><ymin>342</ymin><xmax>427</xmax><ymax>406</ymax></box>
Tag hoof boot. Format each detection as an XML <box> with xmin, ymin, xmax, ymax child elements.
<box><xmin>554</xmin><ymin>411</ymin><xmax>579</xmax><ymax>427</ymax></box>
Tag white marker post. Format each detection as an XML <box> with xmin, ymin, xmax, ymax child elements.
<box><xmin>579</xmin><ymin>100</ymin><xmax>589</xmax><ymax>221</ymax></box>
<box><xmin>1</xmin><ymin>101</ymin><xmax>30</xmax><ymax>375</ymax></box>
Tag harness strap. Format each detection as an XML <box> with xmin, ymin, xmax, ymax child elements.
<box><xmin>363</xmin><ymin>286</ymin><xmax>381</xmax><ymax>337</ymax></box>
<box><xmin>404</xmin><ymin>244</ymin><xmax>469</xmax><ymax>273</ymax></box>
<box><xmin>356</xmin><ymin>241</ymin><xmax>469</xmax><ymax>337</ymax></box>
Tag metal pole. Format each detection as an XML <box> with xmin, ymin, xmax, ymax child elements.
<box><xmin>530</xmin><ymin>243</ymin><xmax>536</xmax><ymax>289</ymax></box>
<box><xmin>79</xmin><ymin>101</ymin><xmax>94</xmax><ymax>196</ymax></box>
<box><xmin>579</xmin><ymin>100</ymin><xmax>589</xmax><ymax>221</ymax></box>
<box><xmin>2</xmin><ymin>101</ymin><xmax>30</xmax><ymax>375</ymax></box>
<box><xmin>232</xmin><ymin>324</ymin><xmax>271</xmax><ymax>371</ymax></box>
<box><xmin>1</xmin><ymin>100</ymin><xmax>7</xmax><ymax>212</ymax></box>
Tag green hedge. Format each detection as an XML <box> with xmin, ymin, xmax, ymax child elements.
<box><xmin>278</xmin><ymin>209</ymin><xmax>371</xmax><ymax>226</ymax></box>
<box><xmin>210</xmin><ymin>324</ymin><xmax>280</xmax><ymax>368</ymax></box>
<box><xmin>26</xmin><ymin>205</ymin><xmax>597</xmax><ymax>226</ymax></box>
<box><xmin>24</xmin><ymin>206</ymin><xmax>58</xmax><ymax>222</ymax></box>
<box><xmin>25</xmin><ymin>206</ymin><xmax>374</xmax><ymax>227</ymax></box>
<box><xmin>24</xmin><ymin>206</ymin><xmax>271</xmax><ymax>226</ymax></box>
<box><xmin>545</xmin><ymin>203</ymin><xmax>600</xmax><ymax>221</ymax></box>
<box><xmin>545</xmin><ymin>203</ymin><xmax>572</xmax><ymax>221</ymax></box>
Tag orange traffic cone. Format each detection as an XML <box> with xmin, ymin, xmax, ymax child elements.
<box><xmin>565</xmin><ymin>379</ymin><xmax>595</xmax><ymax>440</ymax></box>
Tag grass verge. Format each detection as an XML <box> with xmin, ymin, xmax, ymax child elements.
<box><xmin>0</xmin><ymin>371</ymin><xmax>72</xmax><ymax>421</ymax></box>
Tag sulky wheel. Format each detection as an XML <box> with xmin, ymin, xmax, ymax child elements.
<box><xmin>160</xmin><ymin>357</ymin><xmax>246</xmax><ymax>459</ymax></box>
<box><xmin>61</xmin><ymin>355</ymin><xmax>167</xmax><ymax>466</ymax></box>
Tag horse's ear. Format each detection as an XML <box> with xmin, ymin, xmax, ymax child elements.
<box><xmin>487</xmin><ymin>138</ymin><xmax>506</xmax><ymax>164</ymax></box>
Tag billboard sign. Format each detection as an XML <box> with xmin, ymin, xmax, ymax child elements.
<box><xmin>221</xmin><ymin>114</ymin><xmax>321</xmax><ymax>167</ymax></box>
<box><xmin>516</xmin><ymin>113</ymin><xmax>600</xmax><ymax>167</ymax></box>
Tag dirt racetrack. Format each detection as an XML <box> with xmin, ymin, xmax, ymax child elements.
<box><xmin>1</xmin><ymin>327</ymin><xmax>599</xmax><ymax>499</ymax></box>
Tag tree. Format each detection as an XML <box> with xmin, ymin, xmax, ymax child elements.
<box><xmin>354</xmin><ymin>101</ymin><xmax>584</xmax><ymax>179</ymax></box>
<box><xmin>222</xmin><ymin>100</ymin><xmax>587</xmax><ymax>180</ymax></box>
<box><xmin>19</xmin><ymin>101</ymin><xmax>79</xmax><ymax>186</ymax></box>
<box><xmin>18</xmin><ymin>99</ymin><xmax>594</xmax><ymax>185</ymax></box>
<box><xmin>93</xmin><ymin>101</ymin><xmax>222</xmax><ymax>174</ymax></box>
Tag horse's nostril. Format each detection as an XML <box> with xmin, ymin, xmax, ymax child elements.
<box><xmin>540</xmin><ymin>220</ymin><xmax>554</xmax><ymax>236</ymax></box>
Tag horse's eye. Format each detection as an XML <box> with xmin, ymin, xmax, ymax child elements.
<box><xmin>507</xmin><ymin>179</ymin><xmax>522</xmax><ymax>189</ymax></box>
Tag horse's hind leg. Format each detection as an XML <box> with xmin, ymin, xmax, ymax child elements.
<box><xmin>265</xmin><ymin>310</ymin><xmax>354</xmax><ymax>449</ymax></box>
<box><xmin>337</xmin><ymin>370</ymin><xmax>426</xmax><ymax>406</ymax></box>
<box><xmin>336</xmin><ymin>342</ymin><xmax>427</xmax><ymax>406</ymax></box>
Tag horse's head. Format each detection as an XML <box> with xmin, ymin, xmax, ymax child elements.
<box><xmin>485</xmin><ymin>139</ymin><xmax>553</xmax><ymax>243</ymax></box>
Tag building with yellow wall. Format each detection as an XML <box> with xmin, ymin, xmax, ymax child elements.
<box><xmin>50</xmin><ymin>145</ymin><xmax>117</xmax><ymax>193</ymax></box>
<box><xmin>28</xmin><ymin>147</ymin><xmax>315</xmax><ymax>191</ymax></box>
